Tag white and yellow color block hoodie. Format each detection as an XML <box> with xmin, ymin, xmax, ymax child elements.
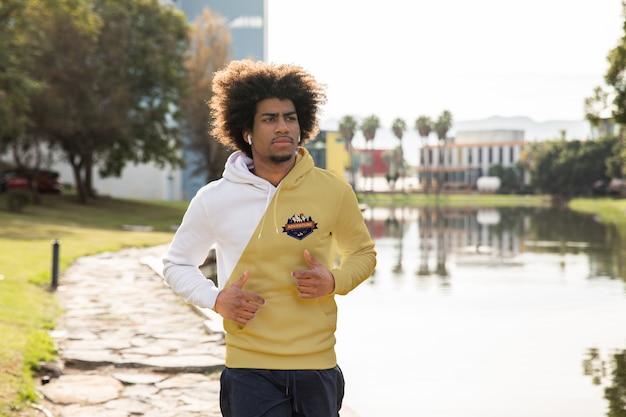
<box><xmin>163</xmin><ymin>147</ymin><xmax>376</xmax><ymax>370</ymax></box>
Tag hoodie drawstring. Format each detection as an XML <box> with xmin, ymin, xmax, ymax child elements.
<box><xmin>257</xmin><ymin>183</ymin><xmax>282</xmax><ymax>239</ymax></box>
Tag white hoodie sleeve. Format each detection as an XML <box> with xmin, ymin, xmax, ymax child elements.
<box><xmin>162</xmin><ymin>190</ymin><xmax>220</xmax><ymax>309</ymax></box>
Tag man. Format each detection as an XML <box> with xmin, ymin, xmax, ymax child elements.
<box><xmin>163</xmin><ymin>60</ymin><xmax>376</xmax><ymax>417</ymax></box>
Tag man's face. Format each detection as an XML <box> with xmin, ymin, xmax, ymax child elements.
<box><xmin>249</xmin><ymin>98</ymin><xmax>300</xmax><ymax>164</ymax></box>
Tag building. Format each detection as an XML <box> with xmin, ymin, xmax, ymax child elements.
<box><xmin>304</xmin><ymin>131</ymin><xmax>348</xmax><ymax>178</ymax></box>
<box><xmin>418</xmin><ymin>129</ymin><xmax>525</xmax><ymax>191</ymax></box>
<box><xmin>172</xmin><ymin>0</ymin><xmax>266</xmax><ymax>61</ymax></box>
<box><xmin>173</xmin><ymin>0</ymin><xmax>267</xmax><ymax>200</ymax></box>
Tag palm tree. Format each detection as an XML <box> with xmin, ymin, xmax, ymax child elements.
<box><xmin>434</xmin><ymin>110</ymin><xmax>453</xmax><ymax>193</ymax></box>
<box><xmin>415</xmin><ymin>115</ymin><xmax>433</xmax><ymax>193</ymax></box>
<box><xmin>339</xmin><ymin>115</ymin><xmax>358</xmax><ymax>190</ymax></box>
<box><xmin>391</xmin><ymin>117</ymin><xmax>407</xmax><ymax>193</ymax></box>
<box><xmin>361</xmin><ymin>114</ymin><xmax>380</xmax><ymax>191</ymax></box>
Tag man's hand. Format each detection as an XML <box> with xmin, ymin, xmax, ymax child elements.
<box><xmin>292</xmin><ymin>249</ymin><xmax>335</xmax><ymax>299</ymax></box>
<box><xmin>214</xmin><ymin>271</ymin><xmax>265</xmax><ymax>325</ymax></box>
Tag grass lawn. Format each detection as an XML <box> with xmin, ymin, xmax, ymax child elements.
<box><xmin>569</xmin><ymin>196</ymin><xmax>626</xmax><ymax>231</ymax></box>
<box><xmin>0</xmin><ymin>192</ymin><xmax>188</xmax><ymax>417</ymax></box>
<box><xmin>0</xmin><ymin>190</ymin><xmax>624</xmax><ymax>416</ymax></box>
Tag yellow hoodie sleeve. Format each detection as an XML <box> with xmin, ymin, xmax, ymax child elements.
<box><xmin>330</xmin><ymin>183</ymin><xmax>377</xmax><ymax>295</ymax></box>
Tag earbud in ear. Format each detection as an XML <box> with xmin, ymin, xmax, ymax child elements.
<box><xmin>247</xmin><ymin>135</ymin><xmax>252</xmax><ymax>145</ymax></box>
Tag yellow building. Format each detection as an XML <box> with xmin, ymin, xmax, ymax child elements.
<box><xmin>305</xmin><ymin>130</ymin><xmax>349</xmax><ymax>178</ymax></box>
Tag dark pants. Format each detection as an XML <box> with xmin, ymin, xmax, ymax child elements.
<box><xmin>220</xmin><ymin>366</ymin><xmax>345</xmax><ymax>417</ymax></box>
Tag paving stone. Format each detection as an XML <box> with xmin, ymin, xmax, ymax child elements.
<box><xmin>112</xmin><ymin>371</ymin><xmax>168</xmax><ymax>385</ymax></box>
<box><xmin>37</xmin><ymin>245</ymin><xmax>226</xmax><ymax>417</ymax></box>
<box><xmin>39</xmin><ymin>375</ymin><xmax>124</xmax><ymax>404</ymax></box>
<box><xmin>121</xmin><ymin>383</ymin><xmax>160</xmax><ymax>400</ymax></box>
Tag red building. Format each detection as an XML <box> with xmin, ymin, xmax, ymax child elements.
<box><xmin>357</xmin><ymin>149</ymin><xmax>391</xmax><ymax>177</ymax></box>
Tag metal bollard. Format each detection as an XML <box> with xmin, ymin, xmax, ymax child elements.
<box><xmin>51</xmin><ymin>240</ymin><xmax>60</xmax><ymax>290</ymax></box>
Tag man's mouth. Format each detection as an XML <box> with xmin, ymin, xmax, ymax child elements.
<box><xmin>272</xmin><ymin>137</ymin><xmax>293</xmax><ymax>145</ymax></box>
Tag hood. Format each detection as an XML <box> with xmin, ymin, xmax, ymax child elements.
<box><xmin>222</xmin><ymin>151</ymin><xmax>267</xmax><ymax>190</ymax></box>
<box><xmin>222</xmin><ymin>148</ymin><xmax>315</xmax><ymax>189</ymax></box>
<box><xmin>280</xmin><ymin>147</ymin><xmax>315</xmax><ymax>189</ymax></box>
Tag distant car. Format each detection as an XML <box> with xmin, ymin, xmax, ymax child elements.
<box><xmin>0</xmin><ymin>168</ymin><xmax>62</xmax><ymax>194</ymax></box>
<box><xmin>608</xmin><ymin>178</ymin><xmax>626</xmax><ymax>197</ymax></box>
<box><xmin>33</xmin><ymin>170</ymin><xmax>62</xmax><ymax>194</ymax></box>
<box><xmin>1</xmin><ymin>170</ymin><xmax>29</xmax><ymax>191</ymax></box>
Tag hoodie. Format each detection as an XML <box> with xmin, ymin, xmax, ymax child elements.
<box><xmin>163</xmin><ymin>147</ymin><xmax>376</xmax><ymax>369</ymax></box>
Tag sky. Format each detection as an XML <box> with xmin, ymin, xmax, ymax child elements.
<box><xmin>266</xmin><ymin>0</ymin><xmax>624</xmax><ymax>127</ymax></box>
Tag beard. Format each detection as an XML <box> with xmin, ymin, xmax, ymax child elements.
<box><xmin>269</xmin><ymin>151</ymin><xmax>295</xmax><ymax>163</ymax></box>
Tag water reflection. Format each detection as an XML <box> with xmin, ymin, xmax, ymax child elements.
<box><xmin>364</xmin><ymin>206</ymin><xmax>624</xmax><ymax>285</ymax></box>
<box><xmin>583</xmin><ymin>347</ymin><xmax>626</xmax><ymax>416</ymax></box>
<box><xmin>339</xmin><ymin>205</ymin><xmax>626</xmax><ymax>417</ymax></box>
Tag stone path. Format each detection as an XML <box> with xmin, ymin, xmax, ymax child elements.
<box><xmin>37</xmin><ymin>245</ymin><xmax>224</xmax><ymax>417</ymax></box>
<box><xmin>35</xmin><ymin>245</ymin><xmax>360</xmax><ymax>417</ymax></box>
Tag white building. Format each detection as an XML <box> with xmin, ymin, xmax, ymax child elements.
<box><xmin>418</xmin><ymin>129</ymin><xmax>525</xmax><ymax>190</ymax></box>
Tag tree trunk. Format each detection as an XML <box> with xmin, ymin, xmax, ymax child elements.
<box><xmin>68</xmin><ymin>154</ymin><xmax>88</xmax><ymax>204</ymax></box>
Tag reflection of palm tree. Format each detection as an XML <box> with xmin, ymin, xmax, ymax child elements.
<box><xmin>417</xmin><ymin>208</ymin><xmax>431</xmax><ymax>276</ymax></box>
<box><xmin>390</xmin><ymin>207</ymin><xmax>404</xmax><ymax>274</ymax></box>
<box><xmin>392</xmin><ymin>118</ymin><xmax>407</xmax><ymax>193</ymax></box>
<box><xmin>339</xmin><ymin>115</ymin><xmax>358</xmax><ymax>191</ymax></box>
<box><xmin>434</xmin><ymin>207</ymin><xmax>450</xmax><ymax>288</ymax></box>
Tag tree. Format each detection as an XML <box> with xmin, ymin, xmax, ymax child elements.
<box><xmin>415</xmin><ymin>115</ymin><xmax>433</xmax><ymax>192</ymax></box>
<box><xmin>391</xmin><ymin>117</ymin><xmax>407</xmax><ymax>192</ymax></box>
<box><xmin>528</xmin><ymin>137</ymin><xmax>618</xmax><ymax>197</ymax></box>
<box><xmin>434</xmin><ymin>110</ymin><xmax>453</xmax><ymax>192</ymax></box>
<box><xmin>487</xmin><ymin>164</ymin><xmax>521</xmax><ymax>194</ymax></box>
<box><xmin>602</xmin><ymin>3</ymin><xmax>626</xmax><ymax>178</ymax></box>
<box><xmin>29</xmin><ymin>0</ymin><xmax>188</xmax><ymax>203</ymax></box>
<box><xmin>361</xmin><ymin>114</ymin><xmax>380</xmax><ymax>191</ymax></box>
<box><xmin>584</xmin><ymin>86</ymin><xmax>610</xmax><ymax>138</ymax></box>
<box><xmin>434</xmin><ymin>110</ymin><xmax>453</xmax><ymax>143</ymax></box>
<box><xmin>605</xmin><ymin>1</ymin><xmax>626</xmax><ymax>125</ymax></box>
<box><xmin>0</xmin><ymin>1</ymin><xmax>45</xmax><ymax>163</ymax></box>
<box><xmin>339</xmin><ymin>115</ymin><xmax>358</xmax><ymax>190</ymax></box>
<box><xmin>606</xmin><ymin>137</ymin><xmax>626</xmax><ymax>179</ymax></box>
<box><xmin>415</xmin><ymin>115</ymin><xmax>433</xmax><ymax>141</ymax></box>
<box><xmin>183</xmin><ymin>8</ymin><xmax>232</xmax><ymax>184</ymax></box>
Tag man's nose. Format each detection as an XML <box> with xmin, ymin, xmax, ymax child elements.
<box><xmin>276</xmin><ymin>116</ymin><xmax>289</xmax><ymax>132</ymax></box>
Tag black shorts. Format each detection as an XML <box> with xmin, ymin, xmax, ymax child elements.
<box><xmin>220</xmin><ymin>366</ymin><xmax>345</xmax><ymax>417</ymax></box>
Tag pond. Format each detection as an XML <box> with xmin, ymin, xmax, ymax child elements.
<box><xmin>336</xmin><ymin>205</ymin><xmax>626</xmax><ymax>417</ymax></box>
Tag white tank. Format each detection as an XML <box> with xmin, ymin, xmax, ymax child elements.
<box><xmin>476</xmin><ymin>176</ymin><xmax>501</xmax><ymax>192</ymax></box>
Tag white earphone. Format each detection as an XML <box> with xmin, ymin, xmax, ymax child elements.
<box><xmin>247</xmin><ymin>134</ymin><xmax>252</xmax><ymax>145</ymax></box>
